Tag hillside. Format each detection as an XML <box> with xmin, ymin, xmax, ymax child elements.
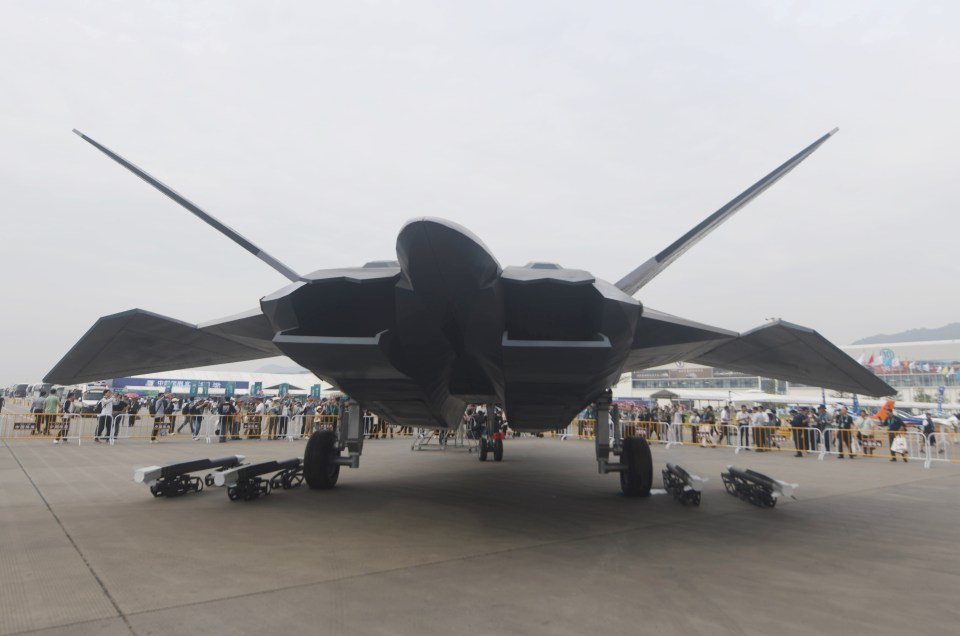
<box><xmin>853</xmin><ymin>323</ymin><xmax>960</xmax><ymax>345</ymax></box>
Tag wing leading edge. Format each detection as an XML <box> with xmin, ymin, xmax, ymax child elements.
<box><xmin>44</xmin><ymin>309</ymin><xmax>281</xmax><ymax>385</ymax></box>
<box><xmin>624</xmin><ymin>310</ymin><xmax>894</xmax><ymax>397</ymax></box>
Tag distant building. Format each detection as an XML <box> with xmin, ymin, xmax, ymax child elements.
<box><xmin>106</xmin><ymin>368</ymin><xmax>334</xmax><ymax>398</ymax></box>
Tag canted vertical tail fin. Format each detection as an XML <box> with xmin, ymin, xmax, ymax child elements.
<box><xmin>72</xmin><ymin>129</ymin><xmax>302</xmax><ymax>283</ymax></box>
<box><xmin>615</xmin><ymin>128</ymin><xmax>839</xmax><ymax>296</ymax></box>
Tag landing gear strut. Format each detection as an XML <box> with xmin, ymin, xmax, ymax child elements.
<box><xmin>594</xmin><ymin>389</ymin><xmax>652</xmax><ymax>497</ymax></box>
<box><xmin>478</xmin><ymin>402</ymin><xmax>504</xmax><ymax>462</ymax></box>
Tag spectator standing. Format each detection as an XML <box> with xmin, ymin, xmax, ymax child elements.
<box><xmin>689</xmin><ymin>409</ymin><xmax>701</xmax><ymax>444</ymax></box>
<box><xmin>95</xmin><ymin>390</ymin><xmax>119</xmax><ymax>443</ymax></box>
<box><xmin>764</xmin><ymin>409</ymin><xmax>778</xmax><ymax>450</ymax></box>
<box><xmin>56</xmin><ymin>392</ymin><xmax>77</xmax><ymax>444</ymax></box>
<box><xmin>278</xmin><ymin>399</ymin><xmax>290</xmax><ymax>439</ymax></box>
<box><xmin>884</xmin><ymin>411</ymin><xmax>908</xmax><ymax>462</ymax></box>
<box><xmin>150</xmin><ymin>394</ymin><xmax>168</xmax><ymax>442</ymax></box>
<box><xmin>110</xmin><ymin>396</ymin><xmax>129</xmax><ymax>442</ymax></box>
<box><xmin>254</xmin><ymin>398</ymin><xmax>266</xmax><ymax>439</ymax></box>
<box><xmin>218</xmin><ymin>398</ymin><xmax>237</xmax><ymax>443</ymax></box>
<box><xmin>791</xmin><ymin>407</ymin><xmax>809</xmax><ymax>457</ymax></box>
<box><xmin>836</xmin><ymin>406</ymin><xmax>855</xmax><ymax>458</ymax></box>
<box><xmin>176</xmin><ymin>397</ymin><xmax>193</xmax><ymax>434</ymax></box>
<box><xmin>718</xmin><ymin>404</ymin><xmax>731</xmax><ymax>445</ymax></box>
<box><xmin>921</xmin><ymin>413</ymin><xmax>936</xmax><ymax>455</ymax></box>
<box><xmin>816</xmin><ymin>405</ymin><xmax>831</xmax><ymax>453</ymax></box>
<box><xmin>42</xmin><ymin>390</ymin><xmax>60</xmax><ymax>436</ymax></box>
<box><xmin>302</xmin><ymin>396</ymin><xmax>317</xmax><ymax>437</ymax></box>
<box><xmin>671</xmin><ymin>407</ymin><xmax>684</xmax><ymax>444</ymax></box>
<box><xmin>856</xmin><ymin>409</ymin><xmax>875</xmax><ymax>456</ymax></box>
<box><xmin>31</xmin><ymin>392</ymin><xmax>46</xmax><ymax>435</ymax></box>
<box><xmin>749</xmin><ymin>406</ymin><xmax>766</xmax><ymax>450</ymax></box>
<box><xmin>736</xmin><ymin>405</ymin><xmax>750</xmax><ymax>447</ymax></box>
<box><xmin>701</xmin><ymin>406</ymin><xmax>717</xmax><ymax>446</ymax></box>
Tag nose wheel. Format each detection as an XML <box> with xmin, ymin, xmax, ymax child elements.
<box><xmin>478</xmin><ymin>434</ymin><xmax>504</xmax><ymax>462</ymax></box>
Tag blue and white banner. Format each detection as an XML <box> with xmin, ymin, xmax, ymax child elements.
<box><xmin>110</xmin><ymin>377</ymin><xmax>250</xmax><ymax>391</ymax></box>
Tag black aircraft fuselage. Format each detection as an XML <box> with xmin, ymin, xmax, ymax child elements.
<box><xmin>263</xmin><ymin>217</ymin><xmax>639</xmax><ymax>432</ymax></box>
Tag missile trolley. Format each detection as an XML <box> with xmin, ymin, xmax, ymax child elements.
<box><xmin>134</xmin><ymin>455</ymin><xmax>246</xmax><ymax>497</ymax></box>
<box><xmin>721</xmin><ymin>466</ymin><xmax>798</xmax><ymax>508</ymax></box>
<box><xmin>214</xmin><ymin>458</ymin><xmax>304</xmax><ymax>501</ymax></box>
<box><xmin>661</xmin><ymin>462</ymin><xmax>706</xmax><ymax>506</ymax></box>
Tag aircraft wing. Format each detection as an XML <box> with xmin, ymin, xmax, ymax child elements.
<box><xmin>44</xmin><ymin>308</ymin><xmax>281</xmax><ymax>385</ymax></box>
<box><xmin>624</xmin><ymin>310</ymin><xmax>894</xmax><ymax>397</ymax></box>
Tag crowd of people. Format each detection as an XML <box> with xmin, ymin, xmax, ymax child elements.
<box><xmin>575</xmin><ymin>402</ymin><xmax>959</xmax><ymax>461</ymax></box>
<box><xmin>15</xmin><ymin>390</ymin><xmax>351</xmax><ymax>444</ymax></box>
<box><xmin>7</xmin><ymin>391</ymin><xmax>959</xmax><ymax>463</ymax></box>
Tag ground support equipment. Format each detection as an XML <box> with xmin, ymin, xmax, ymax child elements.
<box><xmin>721</xmin><ymin>465</ymin><xmax>797</xmax><ymax>508</ymax></box>
<box><xmin>134</xmin><ymin>455</ymin><xmax>246</xmax><ymax>498</ymax></box>
<box><xmin>661</xmin><ymin>462</ymin><xmax>705</xmax><ymax>506</ymax></box>
<box><xmin>216</xmin><ymin>457</ymin><xmax>302</xmax><ymax>501</ymax></box>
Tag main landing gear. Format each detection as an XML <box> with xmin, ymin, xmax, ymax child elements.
<box><xmin>303</xmin><ymin>399</ymin><xmax>365</xmax><ymax>490</ymax></box>
<box><xmin>594</xmin><ymin>389</ymin><xmax>652</xmax><ymax>497</ymax></box>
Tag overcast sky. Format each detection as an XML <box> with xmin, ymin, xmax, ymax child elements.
<box><xmin>2</xmin><ymin>1</ymin><xmax>957</xmax><ymax>386</ymax></box>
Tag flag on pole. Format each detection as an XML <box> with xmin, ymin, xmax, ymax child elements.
<box><xmin>852</xmin><ymin>394</ymin><xmax>860</xmax><ymax>413</ymax></box>
<box><xmin>867</xmin><ymin>354</ymin><xmax>875</xmax><ymax>366</ymax></box>
<box><xmin>821</xmin><ymin>387</ymin><xmax>826</xmax><ymax>408</ymax></box>
<box><xmin>857</xmin><ymin>353</ymin><xmax>866</xmax><ymax>365</ymax></box>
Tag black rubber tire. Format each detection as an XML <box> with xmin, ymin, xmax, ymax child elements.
<box><xmin>619</xmin><ymin>436</ymin><xmax>653</xmax><ymax>497</ymax></box>
<box><xmin>493</xmin><ymin>438</ymin><xmax>503</xmax><ymax>462</ymax></box>
<box><xmin>304</xmin><ymin>430</ymin><xmax>341</xmax><ymax>489</ymax></box>
<box><xmin>479</xmin><ymin>438</ymin><xmax>488</xmax><ymax>461</ymax></box>
<box><xmin>204</xmin><ymin>474</ymin><xmax>215</xmax><ymax>487</ymax></box>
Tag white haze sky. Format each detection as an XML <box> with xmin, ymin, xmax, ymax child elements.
<box><xmin>1</xmin><ymin>1</ymin><xmax>958</xmax><ymax>386</ymax></box>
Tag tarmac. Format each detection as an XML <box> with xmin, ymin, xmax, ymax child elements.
<box><xmin>2</xmin><ymin>434</ymin><xmax>959</xmax><ymax>636</ymax></box>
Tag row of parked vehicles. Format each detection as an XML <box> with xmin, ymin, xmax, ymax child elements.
<box><xmin>3</xmin><ymin>382</ymin><xmax>109</xmax><ymax>412</ymax></box>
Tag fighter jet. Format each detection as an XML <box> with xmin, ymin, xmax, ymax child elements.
<box><xmin>46</xmin><ymin>128</ymin><xmax>893</xmax><ymax>496</ymax></box>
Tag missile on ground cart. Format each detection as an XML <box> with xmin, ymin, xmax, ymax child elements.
<box><xmin>215</xmin><ymin>457</ymin><xmax>303</xmax><ymax>501</ymax></box>
<box><xmin>721</xmin><ymin>465</ymin><xmax>798</xmax><ymax>508</ymax></box>
<box><xmin>661</xmin><ymin>462</ymin><xmax>706</xmax><ymax>505</ymax></box>
<box><xmin>134</xmin><ymin>455</ymin><xmax>246</xmax><ymax>497</ymax></box>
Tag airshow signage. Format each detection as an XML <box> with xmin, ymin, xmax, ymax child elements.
<box><xmin>109</xmin><ymin>377</ymin><xmax>250</xmax><ymax>392</ymax></box>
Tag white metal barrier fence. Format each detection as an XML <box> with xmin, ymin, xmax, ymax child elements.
<box><xmin>2</xmin><ymin>412</ymin><xmax>957</xmax><ymax>469</ymax></box>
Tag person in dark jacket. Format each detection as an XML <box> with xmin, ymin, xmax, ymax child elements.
<box><xmin>791</xmin><ymin>407</ymin><xmax>809</xmax><ymax>457</ymax></box>
<box><xmin>835</xmin><ymin>406</ymin><xmax>855</xmax><ymax>458</ymax></box>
